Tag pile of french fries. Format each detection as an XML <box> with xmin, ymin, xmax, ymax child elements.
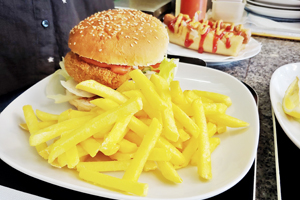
<box><xmin>21</xmin><ymin>69</ymin><xmax>249</xmax><ymax>197</ymax></box>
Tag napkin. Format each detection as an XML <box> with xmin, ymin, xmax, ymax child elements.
<box><xmin>0</xmin><ymin>185</ymin><xmax>48</xmax><ymax>200</ymax></box>
<box><xmin>243</xmin><ymin>13</ymin><xmax>300</xmax><ymax>40</ymax></box>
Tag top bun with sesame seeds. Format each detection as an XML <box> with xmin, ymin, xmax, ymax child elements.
<box><xmin>68</xmin><ymin>9</ymin><xmax>169</xmax><ymax>67</ymax></box>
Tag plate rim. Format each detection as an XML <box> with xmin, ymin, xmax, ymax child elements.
<box><xmin>0</xmin><ymin>63</ymin><xmax>260</xmax><ymax>199</ymax></box>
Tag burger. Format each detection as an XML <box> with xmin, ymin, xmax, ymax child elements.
<box><xmin>47</xmin><ymin>9</ymin><xmax>176</xmax><ymax>111</ymax></box>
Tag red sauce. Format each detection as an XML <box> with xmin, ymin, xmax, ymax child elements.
<box><xmin>226</xmin><ymin>37</ymin><xmax>231</xmax><ymax>49</ymax></box>
<box><xmin>168</xmin><ymin>18</ymin><xmax>176</xmax><ymax>33</ymax></box>
<box><xmin>198</xmin><ymin>27</ymin><xmax>210</xmax><ymax>54</ymax></box>
<box><xmin>80</xmin><ymin>57</ymin><xmax>131</xmax><ymax>75</ymax></box>
<box><xmin>212</xmin><ymin>32</ymin><xmax>225</xmax><ymax>53</ymax></box>
<box><xmin>184</xmin><ymin>32</ymin><xmax>194</xmax><ymax>48</ymax></box>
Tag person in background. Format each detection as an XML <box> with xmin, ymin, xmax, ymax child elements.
<box><xmin>0</xmin><ymin>0</ymin><xmax>114</xmax><ymax>112</ymax></box>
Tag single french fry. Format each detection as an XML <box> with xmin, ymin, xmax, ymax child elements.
<box><xmin>123</xmin><ymin>90</ymin><xmax>161</xmax><ymax>120</ymax></box>
<box><xmin>79</xmin><ymin>169</ymin><xmax>148</xmax><ymax>196</ymax></box>
<box><xmin>170</xmin><ymin>81</ymin><xmax>187</xmax><ymax>105</ymax></box>
<box><xmin>193</xmin><ymin>90</ymin><xmax>232</xmax><ymax>107</ymax></box>
<box><xmin>116</xmin><ymin>80</ymin><xmax>136</xmax><ymax>93</ymax></box>
<box><xmin>128</xmin><ymin>116</ymin><xmax>148</xmax><ymax>138</ymax></box>
<box><xmin>19</xmin><ymin>120</ymin><xmax>57</xmax><ymax>131</ymax></box>
<box><xmin>217</xmin><ymin>125</ymin><xmax>227</xmax><ymax>134</ymax></box>
<box><xmin>77</xmin><ymin>144</ymin><xmax>89</xmax><ymax>158</ymax></box>
<box><xmin>179</xmin><ymin>136</ymin><xmax>198</xmax><ymax>168</ymax></box>
<box><xmin>76</xmin><ymin>80</ymin><xmax>128</xmax><ymax>104</ymax></box>
<box><xmin>129</xmin><ymin>69</ymin><xmax>167</xmax><ymax>111</ymax></box>
<box><xmin>184</xmin><ymin>90</ymin><xmax>214</xmax><ymax>104</ymax></box>
<box><xmin>210</xmin><ymin>137</ymin><xmax>221</xmax><ymax>152</ymax></box>
<box><xmin>57</xmin><ymin>109</ymin><xmax>72</xmax><ymax>122</ymax></box>
<box><xmin>206</xmin><ymin>114</ymin><xmax>249</xmax><ymax>128</ymax></box>
<box><xmin>203</xmin><ymin>103</ymin><xmax>227</xmax><ymax>115</ymax></box>
<box><xmin>80</xmin><ymin>137</ymin><xmax>101</xmax><ymax>157</ymax></box>
<box><xmin>190</xmin><ymin>137</ymin><xmax>221</xmax><ymax>166</ymax></box>
<box><xmin>192</xmin><ymin>98</ymin><xmax>212</xmax><ymax>180</ymax></box>
<box><xmin>48</xmin><ymin>97</ymin><xmax>143</xmax><ymax>163</ymax></box>
<box><xmin>207</xmin><ymin>122</ymin><xmax>217</xmax><ymax>137</ymax></box>
<box><xmin>148</xmin><ymin>148</ymin><xmax>172</xmax><ymax>162</ymax></box>
<box><xmin>30</xmin><ymin>115</ymin><xmax>95</xmax><ymax>146</ymax></box>
<box><xmin>124</xmin><ymin>130</ymin><xmax>143</xmax><ymax>146</ymax></box>
<box><xmin>90</xmin><ymin>98</ymin><xmax>119</xmax><ymax>110</ymax></box>
<box><xmin>118</xmin><ymin>139</ymin><xmax>138</xmax><ymax>154</ymax></box>
<box><xmin>77</xmin><ymin>160</ymin><xmax>131</xmax><ymax>172</ymax></box>
<box><xmin>36</xmin><ymin>109</ymin><xmax>59</xmax><ymax>121</ymax></box>
<box><xmin>57</xmin><ymin>152</ymin><xmax>68</xmax><ymax>168</ymax></box>
<box><xmin>155</xmin><ymin>137</ymin><xmax>186</xmax><ymax>166</ymax></box>
<box><xmin>100</xmin><ymin>114</ymin><xmax>133</xmax><ymax>156</ymax></box>
<box><xmin>65</xmin><ymin>145</ymin><xmax>80</xmax><ymax>168</ymax></box>
<box><xmin>151</xmin><ymin>74</ymin><xmax>179</xmax><ymax>142</ymax></box>
<box><xmin>93</xmin><ymin>124</ymin><xmax>114</xmax><ymax>139</ymax></box>
<box><xmin>123</xmin><ymin>118</ymin><xmax>162</xmax><ymax>182</ymax></box>
<box><xmin>22</xmin><ymin>105</ymin><xmax>48</xmax><ymax>159</ymax></box>
<box><xmin>172</xmin><ymin>103</ymin><xmax>200</xmax><ymax>138</ymax></box>
<box><xmin>178</xmin><ymin>128</ymin><xmax>190</xmax><ymax>142</ymax></box>
<box><xmin>157</xmin><ymin>161</ymin><xmax>182</xmax><ymax>183</ymax></box>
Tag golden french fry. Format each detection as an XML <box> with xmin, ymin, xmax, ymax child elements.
<box><xmin>30</xmin><ymin>115</ymin><xmax>95</xmax><ymax>146</ymax></box>
<box><xmin>203</xmin><ymin>103</ymin><xmax>227</xmax><ymax>115</ymax></box>
<box><xmin>207</xmin><ymin>122</ymin><xmax>217</xmax><ymax>137</ymax></box>
<box><xmin>123</xmin><ymin>90</ymin><xmax>161</xmax><ymax>120</ymax></box>
<box><xmin>207</xmin><ymin>114</ymin><xmax>249</xmax><ymax>128</ymax></box>
<box><xmin>157</xmin><ymin>161</ymin><xmax>182</xmax><ymax>183</ymax></box>
<box><xmin>79</xmin><ymin>169</ymin><xmax>148</xmax><ymax>196</ymax></box>
<box><xmin>170</xmin><ymin>81</ymin><xmax>187</xmax><ymax>105</ymax></box>
<box><xmin>57</xmin><ymin>152</ymin><xmax>68</xmax><ymax>168</ymax></box>
<box><xmin>77</xmin><ymin>160</ymin><xmax>131</xmax><ymax>172</ymax></box>
<box><xmin>184</xmin><ymin>90</ymin><xmax>214</xmax><ymax>104</ymax></box>
<box><xmin>48</xmin><ymin>97</ymin><xmax>143</xmax><ymax>163</ymax></box>
<box><xmin>118</xmin><ymin>139</ymin><xmax>138</xmax><ymax>154</ymax></box>
<box><xmin>123</xmin><ymin>118</ymin><xmax>162</xmax><ymax>182</ymax></box>
<box><xmin>116</xmin><ymin>80</ymin><xmax>136</xmax><ymax>93</ymax></box>
<box><xmin>217</xmin><ymin>125</ymin><xmax>227</xmax><ymax>134</ymax></box>
<box><xmin>172</xmin><ymin>103</ymin><xmax>200</xmax><ymax>138</ymax></box>
<box><xmin>93</xmin><ymin>124</ymin><xmax>114</xmax><ymax>139</ymax></box>
<box><xmin>124</xmin><ymin>130</ymin><xmax>143</xmax><ymax>146</ymax></box>
<box><xmin>36</xmin><ymin>109</ymin><xmax>59</xmax><ymax>121</ymax></box>
<box><xmin>76</xmin><ymin>80</ymin><xmax>128</xmax><ymax>104</ymax></box>
<box><xmin>90</xmin><ymin>98</ymin><xmax>119</xmax><ymax>110</ymax></box>
<box><xmin>80</xmin><ymin>137</ymin><xmax>101</xmax><ymax>157</ymax></box>
<box><xmin>65</xmin><ymin>145</ymin><xmax>80</xmax><ymax>168</ymax></box>
<box><xmin>129</xmin><ymin>69</ymin><xmax>167</xmax><ymax>111</ymax></box>
<box><xmin>192</xmin><ymin>98</ymin><xmax>212</xmax><ymax>180</ymax></box>
<box><xmin>22</xmin><ymin>105</ymin><xmax>48</xmax><ymax>159</ymax></box>
<box><xmin>178</xmin><ymin>128</ymin><xmax>190</xmax><ymax>142</ymax></box>
<box><xmin>100</xmin><ymin>114</ymin><xmax>133</xmax><ymax>156</ymax></box>
<box><xmin>193</xmin><ymin>90</ymin><xmax>232</xmax><ymax>107</ymax></box>
<box><xmin>148</xmin><ymin>148</ymin><xmax>172</xmax><ymax>162</ymax></box>
<box><xmin>19</xmin><ymin>120</ymin><xmax>57</xmax><ymax>131</ymax></box>
<box><xmin>179</xmin><ymin>136</ymin><xmax>198</xmax><ymax>168</ymax></box>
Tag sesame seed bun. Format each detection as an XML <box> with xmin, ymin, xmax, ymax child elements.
<box><xmin>68</xmin><ymin>9</ymin><xmax>169</xmax><ymax>66</ymax></box>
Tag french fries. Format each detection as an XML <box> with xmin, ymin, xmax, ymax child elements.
<box><xmin>20</xmin><ymin>69</ymin><xmax>249</xmax><ymax>197</ymax></box>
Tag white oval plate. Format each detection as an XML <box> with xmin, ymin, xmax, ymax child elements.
<box><xmin>167</xmin><ymin>38</ymin><xmax>262</xmax><ymax>65</ymax></box>
<box><xmin>0</xmin><ymin>63</ymin><xmax>259</xmax><ymax>200</ymax></box>
<box><xmin>270</xmin><ymin>62</ymin><xmax>300</xmax><ymax>148</ymax></box>
<box><xmin>255</xmin><ymin>0</ymin><xmax>300</xmax><ymax>6</ymax></box>
<box><xmin>247</xmin><ymin>0</ymin><xmax>300</xmax><ymax>10</ymax></box>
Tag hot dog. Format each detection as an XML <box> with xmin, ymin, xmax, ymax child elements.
<box><xmin>164</xmin><ymin>13</ymin><xmax>251</xmax><ymax>56</ymax></box>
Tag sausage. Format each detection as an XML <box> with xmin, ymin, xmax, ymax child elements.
<box><xmin>163</xmin><ymin>14</ymin><xmax>175</xmax><ymax>26</ymax></box>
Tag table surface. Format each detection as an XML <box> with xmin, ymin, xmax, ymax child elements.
<box><xmin>1</xmin><ymin>36</ymin><xmax>300</xmax><ymax>199</ymax></box>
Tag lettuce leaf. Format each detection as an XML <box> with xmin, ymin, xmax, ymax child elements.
<box><xmin>158</xmin><ymin>58</ymin><xmax>179</xmax><ymax>84</ymax></box>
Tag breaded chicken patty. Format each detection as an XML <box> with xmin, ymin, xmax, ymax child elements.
<box><xmin>64</xmin><ymin>52</ymin><xmax>131</xmax><ymax>89</ymax></box>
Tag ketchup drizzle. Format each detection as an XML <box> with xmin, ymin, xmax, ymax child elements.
<box><xmin>184</xmin><ymin>32</ymin><xmax>194</xmax><ymax>48</ymax></box>
<box><xmin>212</xmin><ymin>32</ymin><xmax>225</xmax><ymax>53</ymax></box>
<box><xmin>198</xmin><ymin>27</ymin><xmax>210</xmax><ymax>54</ymax></box>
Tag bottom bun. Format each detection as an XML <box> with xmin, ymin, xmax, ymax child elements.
<box><xmin>65</xmin><ymin>52</ymin><xmax>131</xmax><ymax>89</ymax></box>
<box><xmin>69</xmin><ymin>98</ymin><xmax>96</xmax><ymax>111</ymax></box>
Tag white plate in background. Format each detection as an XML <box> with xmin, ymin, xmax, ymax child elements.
<box><xmin>270</xmin><ymin>62</ymin><xmax>300</xmax><ymax>148</ymax></box>
<box><xmin>0</xmin><ymin>63</ymin><xmax>260</xmax><ymax>200</ymax></box>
